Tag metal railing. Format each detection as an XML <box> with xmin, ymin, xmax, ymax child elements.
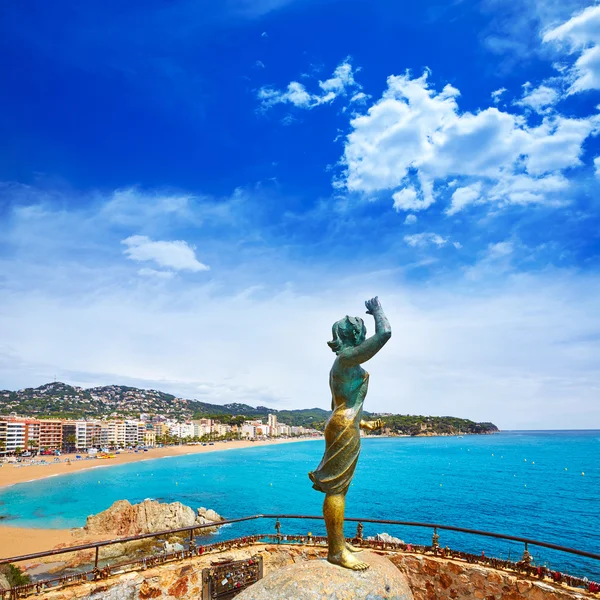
<box><xmin>1</xmin><ymin>514</ymin><xmax>599</xmax><ymax>598</ymax></box>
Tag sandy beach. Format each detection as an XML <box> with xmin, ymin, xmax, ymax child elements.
<box><xmin>0</xmin><ymin>437</ymin><xmax>319</xmax><ymax>558</ymax></box>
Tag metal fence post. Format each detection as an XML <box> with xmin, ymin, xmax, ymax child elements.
<box><xmin>432</xmin><ymin>527</ymin><xmax>440</xmax><ymax>550</ymax></box>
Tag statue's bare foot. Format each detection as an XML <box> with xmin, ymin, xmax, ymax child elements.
<box><xmin>328</xmin><ymin>549</ymin><xmax>369</xmax><ymax>571</ymax></box>
<box><xmin>346</xmin><ymin>541</ymin><xmax>363</xmax><ymax>553</ymax></box>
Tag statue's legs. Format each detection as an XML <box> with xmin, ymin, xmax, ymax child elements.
<box><xmin>323</xmin><ymin>493</ymin><xmax>369</xmax><ymax>571</ymax></box>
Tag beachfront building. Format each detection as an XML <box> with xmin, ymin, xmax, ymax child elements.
<box><xmin>4</xmin><ymin>420</ymin><xmax>25</xmax><ymax>454</ymax></box>
<box><xmin>277</xmin><ymin>424</ymin><xmax>292</xmax><ymax>437</ymax></box>
<box><xmin>0</xmin><ymin>420</ymin><xmax>7</xmax><ymax>454</ymax></box>
<box><xmin>124</xmin><ymin>421</ymin><xmax>141</xmax><ymax>447</ymax></box>
<box><xmin>0</xmin><ymin>418</ymin><xmax>41</xmax><ymax>454</ymax></box>
<box><xmin>169</xmin><ymin>422</ymin><xmax>194</xmax><ymax>441</ymax></box>
<box><xmin>24</xmin><ymin>419</ymin><xmax>41</xmax><ymax>450</ymax></box>
<box><xmin>144</xmin><ymin>426</ymin><xmax>156</xmax><ymax>447</ymax></box>
<box><xmin>137</xmin><ymin>422</ymin><xmax>146</xmax><ymax>445</ymax></box>
<box><xmin>193</xmin><ymin>422</ymin><xmax>210</xmax><ymax>438</ymax></box>
<box><xmin>241</xmin><ymin>420</ymin><xmax>267</xmax><ymax>439</ymax></box>
<box><xmin>268</xmin><ymin>414</ymin><xmax>278</xmax><ymax>436</ymax></box>
<box><xmin>152</xmin><ymin>422</ymin><xmax>170</xmax><ymax>438</ymax></box>
<box><xmin>101</xmin><ymin>421</ymin><xmax>126</xmax><ymax>448</ymax></box>
<box><xmin>61</xmin><ymin>420</ymin><xmax>103</xmax><ymax>451</ymax></box>
<box><xmin>241</xmin><ymin>423</ymin><xmax>257</xmax><ymax>439</ymax></box>
<box><xmin>38</xmin><ymin>420</ymin><xmax>63</xmax><ymax>451</ymax></box>
<box><xmin>290</xmin><ymin>426</ymin><xmax>313</xmax><ymax>436</ymax></box>
<box><xmin>84</xmin><ymin>421</ymin><xmax>102</xmax><ymax>448</ymax></box>
<box><xmin>213</xmin><ymin>423</ymin><xmax>231</xmax><ymax>437</ymax></box>
<box><xmin>0</xmin><ymin>414</ymin><xmax>316</xmax><ymax>454</ymax></box>
<box><xmin>61</xmin><ymin>421</ymin><xmax>77</xmax><ymax>451</ymax></box>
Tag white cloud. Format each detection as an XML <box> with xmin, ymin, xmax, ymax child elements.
<box><xmin>342</xmin><ymin>72</ymin><xmax>461</xmax><ymax>194</ymax></box>
<box><xmin>446</xmin><ymin>182</ymin><xmax>483</xmax><ymax>215</ymax></box>
<box><xmin>488</xmin><ymin>173</ymin><xmax>569</xmax><ymax>206</ymax></box>
<box><xmin>543</xmin><ymin>4</ymin><xmax>600</xmax><ymax>49</ymax></box>
<box><xmin>338</xmin><ymin>69</ymin><xmax>598</xmax><ymax>215</ymax></box>
<box><xmin>404</xmin><ymin>232</ymin><xmax>448</xmax><ymax>248</ymax></box>
<box><xmin>516</xmin><ymin>84</ymin><xmax>560</xmax><ymax>112</ymax></box>
<box><xmin>99</xmin><ymin>187</ymin><xmax>201</xmax><ymax>229</ymax></box>
<box><xmin>543</xmin><ymin>5</ymin><xmax>600</xmax><ymax>93</ymax></box>
<box><xmin>255</xmin><ymin>60</ymin><xmax>266</xmax><ymax>69</ymax></box>
<box><xmin>491</xmin><ymin>87</ymin><xmax>507</xmax><ymax>103</ymax></box>
<box><xmin>488</xmin><ymin>240</ymin><xmax>514</xmax><ymax>257</ymax></box>
<box><xmin>404</xmin><ymin>214</ymin><xmax>417</xmax><ymax>225</ymax></box>
<box><xmin>122</xmin><ymin>235</ymin><xmax>210</xmax><ymax>272</ymax></box>
<box><xmin>594</xmin><ymin>155</ymin><xmax>600</xmax><ymax>177</ymax></box>
<box><xmin>258</xmin><ymin>81</ymin><xmax>313</xmax><ymax>108</ymax></box>
<box><xmin>481</xmin><ymin>0</ymin><xmax>589</xmax><ymax>63</ymax></box>
<box><xmin>318</xmin><ymin>61</ymin><xmax>357</xmax><ymax>98</ymax></box>
<box><xmin>258</xmin><ymin>59</ymin><xmax>360</xmax><ymax>110</ymax></box>
<box><xmin>524</xmin><ymin>115</ymin><xmax>599</xmax><ymax>175</ymax></box>
<box><xmin>392</xmin><ymin>183</ymin><xmax>435</xmax><ymax>212</ymax></box>
<box><xmin>350</xmin><ymin>92</ymin><xmax>369</xmax><ymax>104</ymax></box>
<box><xmin>138</xmin><ymin>268</ymin><xmax>176</xmax><ymax>279</ymax></box>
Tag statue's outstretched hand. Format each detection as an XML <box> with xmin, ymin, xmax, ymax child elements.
<box><xmin>361</xmin><ymin>419</ymin><xmax>385</xmax><ymax>431</ymax></box>
<box><xmin>365</xmin><ymin>296</ymin><xmax>382</xmax><ymax>315</ymax></box>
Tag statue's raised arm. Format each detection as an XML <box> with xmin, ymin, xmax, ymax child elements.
<box><xmin>336</xmin><ymin>297</ymin><xmax>392</xmax><ymax>367</ymax></box>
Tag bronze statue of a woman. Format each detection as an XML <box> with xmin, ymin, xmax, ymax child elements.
<box><xmin>309</xmin><ymin>296</ymin><xmax>391</xmax><ymax>571</ymax></box>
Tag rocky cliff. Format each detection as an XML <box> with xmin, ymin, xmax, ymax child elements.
<box><xmin>82</xmin><ymin>499</ymin><xmax>223</xmax><ymax>537</ymax></box>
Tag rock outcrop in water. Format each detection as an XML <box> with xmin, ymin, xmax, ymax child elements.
<box><xmin>82</xmin><ymin>499</ymin><xmax>223</xmax><ymax>537</ymax></box>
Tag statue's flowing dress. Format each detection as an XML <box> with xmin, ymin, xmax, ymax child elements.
<box><xmin>309</xmin><ymin>368</ymin><xmax>369</xmax><ymax>496</ymax></box>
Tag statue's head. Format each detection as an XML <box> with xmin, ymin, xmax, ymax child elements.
<box><xmin>327</xmin><ymin>316</ymin><xmax>367</xmax><ymax>354</ymax></box>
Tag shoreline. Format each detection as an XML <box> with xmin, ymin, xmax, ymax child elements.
<box><xmin>0</xmin><ymin>437</ymin><xmax>319</xmax><ymax>491</ymax></box>
<box><xmin>0</xmin><ymin>437</ymin><xmax>320</xmax><ymax>558</ymax></box>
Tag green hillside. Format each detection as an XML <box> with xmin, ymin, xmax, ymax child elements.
<box><xmin>0</xmin><ymin>382</ymin><xmax>498</xmax><ymax>434</ymax></box>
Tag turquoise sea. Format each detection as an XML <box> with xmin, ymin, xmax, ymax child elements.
<box><xmin>0</xmin><ymin>432</ymin><xmax>598</xmax><ymax>579</ymax></box>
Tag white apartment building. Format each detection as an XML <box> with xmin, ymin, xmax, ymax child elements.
<box><xmin>124</xmin><ymin>421</ymin><xmax>140</xmax><ymax>447</ymax></box>
<box><xmin>193</xmin><ymin>423</ymin><xmax>211</xmax><ymax>438</ymax></box>
<box><xmin>241</xmin><ymin>423</ymin><xmax>257</xmax><ymax>439</ymax></box>
<box><xmin>0</xmin><ymin>420</ymin><xmax>6</xmax><ymax>454</ymax></box>
<box><xmin>75</xmin><ymin>421</ymin><xmax>87</xmax><ymax>450</ymax></box>
<box><xmin>291</xmin><ymin>426</ymin><xmax>307</xmax><ymax>435</ymax></box>
<box><xmin>267</xmin><ymin>414</ymin><xmax>278</xmax><ymax>436</ymax></box>
<box><xmin>137</xmin><ymin>423</ymin><xmax>146</xmax><ymax>445</ymax></box>
<box><xmin>169</xmin><ymin>422</ymin><xmax>194</xmax><ymax>440</ymax></box>
<box><xmin>277</xmin><ymin>424</ymin><xmax>291</xmax><ymax>436</ymax></box>
<box><xmin>5</xmin><ymin>421</ymin><xmax>25</xmax><ymax>454</ymax></box>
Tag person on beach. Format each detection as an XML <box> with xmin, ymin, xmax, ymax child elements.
<box><xmin>309</xmin><ymin>296</ymin><xmax>391</xmax><ymax>571</ymax></box>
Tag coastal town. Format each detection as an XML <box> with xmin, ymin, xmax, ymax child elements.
<box><xmin>0</xmin><ymin>413</ymin><xmax>321</xmax><ymax>457</ymax></box>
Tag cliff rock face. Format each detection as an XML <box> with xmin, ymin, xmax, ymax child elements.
<box><xmin>83</xmin><ymin>500</ymin><xmax>223</xmax><ymax>536</ymax></box>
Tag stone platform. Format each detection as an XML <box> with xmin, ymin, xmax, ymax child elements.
<box><xmin>235</xmin><ymin>551</ymin><xmax>414</xmax><ymax>600</ymax></box>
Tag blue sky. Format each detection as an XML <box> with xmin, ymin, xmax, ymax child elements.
<box><xmin>1</xmin><ymin>0</ymin><xmax>599</xmax><ymax>428</ymax></box>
